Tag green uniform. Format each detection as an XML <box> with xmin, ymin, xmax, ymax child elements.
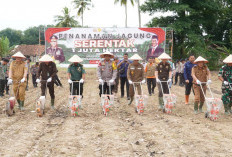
<box><xmin>67</xmin><ymin>63</ymin><xmax>86</xmax><ymax>81</ymax></box>
<box><xmin>218</xmin><ymin>64</ymin><xmax>232</xmax><ymax>113</ymax></box>
<box><xmin>67</xmin><ymin>63</ymin><xmax>86</xmax><ymax>95</ymax></box>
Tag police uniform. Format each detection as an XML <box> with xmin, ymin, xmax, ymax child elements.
<box><xmin>97</xmin><ymin>60</ymin><xmax>117</xmax><ymax>97</ymax></box>
<box><xmin>46</xmin><ymin>47</ymin><xmax>65</xmax><ymax>63</ymax></box>
<box><xmin>9</xmin><ymin>60</ymin><xmax>27</xmax><ymax>104</ymax></box>
<box><xmin>37</xmin><ymin>62</ymin><xmax>57</xmax><ymax>106</ymax></box>
<box><xmin>127</xmin><ymin>62</ymin><xmax>144</xmax><ymax>98</ymax></box>
<box><xmin>218</xmin><ymin>64</ymin><xmax>232</xmax><ymax>113</ymax></box>
<box><xmin>192</xmin><ymin>65</ymin><xmax>209</xmax><ymax>111</ymax></box>
<box><xmin>67</xmin><ymin>63</ymin><xmax>86</xmax><ymax>95</ymax></box>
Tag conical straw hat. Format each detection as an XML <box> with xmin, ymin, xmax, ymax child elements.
<box><xmin>12</xmin><ymin>51</ymin><xmax>26</xmax><ymax>58</ymax></box>
<box><xmin>68</xmin><ymin>55</ymin><xmax>83</xmax><ymax>63</ymax></box>
<box><xmin>223</xmin><ymin>55</ymin><xmax>232</xmax><ymax>64</ymax></box>
<box><xmin>158</xmin><ymin>53</ymin><xmax>171</xmax><ymax>60</ymax></box>
<box><xmin>194</xmin><ymin>56</ymin><xmax>208</xmax><ymax>63</ymax></box>
<box><xmin>39</xmin><ymin>54</ymin><xmax>53</xmax><ymax>62</ymax></box>
<box><xmin>129</xmin><ymin>54</ymin><xmax>143</xmax><ymax>60</ymax></box>
<box><xmin>100</xmin><ymin>51</ymin><xmax>114</xmax><ymax>58</ymax></box>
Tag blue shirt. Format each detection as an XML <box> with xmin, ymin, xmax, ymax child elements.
<box><xmin>119</xmin><ymin>60</ymin><xmax>132</xmax><ymax>77</ymax></box>
<box><xmin>184</xmin><ymin>61</ymin><xmax>195</xmax><ymax>82</ymax></box>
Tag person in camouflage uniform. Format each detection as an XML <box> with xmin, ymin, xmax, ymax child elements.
<box><xmin>218</xmin><ymin>55</ymin><xmax>232</xmax><ymax>114</ymax></box>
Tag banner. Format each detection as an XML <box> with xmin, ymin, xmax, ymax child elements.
<box><xmin>45</xmin><ymin>28</ymin><xmax>166</xmax><ymax>64</ymax></box>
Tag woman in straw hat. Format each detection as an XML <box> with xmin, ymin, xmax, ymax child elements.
<box><xmin>36</xmin><ymin>54</ymin><xmax>57</xmax><ymax>109</ymax></box>
<box><xmin>8</xmin><ymin>51</ymin><xmax>28</xmax><ymax>111</ymax></box>
<box><xmin>218</xmin><ymin>55</ymin><xmax>232</xmax><ymax>115</ymax></box>
<box><xmin>191</xmin><ymin>56</ymin><xmax>211</xmax><ymax>114</ymax></box>
<box><xmin>155</xmin><ymin>53</ymin><xmax>172</xmax><ymax>111</ymax></box>
<box><xmin>127</xmin><ymin>54</ymin><xmax>145</xmax><ymax>105</ymax></box>
<box><xmin>67</xmin><ymin>55</ymin><xmax>86</xmax><ymax>97</ymax></box>
<box><xmin>97</xmin><ymin>51</ymin><xmax>117</xmax><ymax>97</ymax></box>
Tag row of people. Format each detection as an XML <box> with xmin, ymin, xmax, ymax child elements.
<box><xmin>5</xmin><ymin>51</ymin><xmax>232</xmax><ymax>115</ymax></box>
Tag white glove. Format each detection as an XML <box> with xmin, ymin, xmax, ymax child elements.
<box><xmin>20</xmin><ymin>78</ymin><xmax>25</xmax><ymax>83</ymax></box>
<box><xmin>99</xmin><ymin>79</ymin><xmax>104</xmax><ymax>84</ymax></box>
<box><xmin>224</xmin><ymin>81</ymin><xmax>229</xmax><ymax>85</ymax></box>
<box><xmin>141</xmin><ymin>79</ymin><xmax>146</xmax><ymax>84</ymax></box>
<box><xmin>109</xmin><ymin>79</ymin><xmax>114</xmax><ymax>84</ymax></box>
<box><xmin>80</xmin><ymin>79</ymin><xmax>84</xmax><ymax>83</ymax></box>
<box><xmin>168</xmin><ymin>79</ymin><xmax>172</xmax><ymax>82</ymax></box>
<box><xmin>196</xmin><ymin>80</ymin><xmax>201</xmax><ymax>85</ymax></box>
<box><xmin>47</xmin><ymin>77</ymin><xmax>52</xmax><ymax>83</ymax></box>
<box><xmin>156</xmin><ymin>78</ymin><xmax>160</xmax><ymax>83</ymax></box>
<box><xmin>68</xmin><ymin>79</ymin><xmax>73</xmax><ymax>84</ymax></box>
<box><xmin>129</xmin><ymin>80</ymin><xmax>133</xmax><ymax>84</ymax></box>
<box><xmin>207</xmin><ymin>79</ymin><xmax>212</xmax><ymax>84</ymax></box>
<box><xmin>36</xmin><ymin>79</ymin><xmax>40</xmax><ymax>83</ymax></box>
<box><xmin>7</xmin><ymin>79</ymin><xmax>13</xmax><ymax>85</ymax></box>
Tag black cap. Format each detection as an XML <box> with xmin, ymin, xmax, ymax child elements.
<box><xmin>152</xmin><ymin>35</ymin><xmax>158</xmax><ymax>40</ymax></box>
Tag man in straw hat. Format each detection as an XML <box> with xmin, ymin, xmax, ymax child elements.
<box><xmin>155</xmin><ymin>52</ymin><xmax>172</xmax><ymax>111</ymax></box>
<box><xmin>218</xmin><ymin>55</ymin><xmax>232</xmax><ymax>115</ymax></box>
<box><xmin>8</xmin><ymin>51</ymin><xmax>28</xmax><ymax>110</ymax></box>
<box><xmin>127</xmin><ymin>54</ymin><xmax>145</xmax><ymax>105</ymax></box>
<box><xmin>36</xmin><ymin>54</ymin><xmax>57</xmax><ymax>109</ymax></box>
<box><xmin>97</xmin><ymin>51</ymin><xmax>117</xmax><ymax>97</ymax></box>
<box><xmin>67</xmin><ymin>55</ymin><xmax>85</xmax><ymax>97</ymax></box>
<box><xmin>191</xmin><ymin>56</ymin><xmax>211</xmax><ymax>114</ymax></box>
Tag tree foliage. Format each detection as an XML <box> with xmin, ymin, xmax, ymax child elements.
<box><xmin>54</xmin><ymin>7</ymin><xmax>80</xmax><ymax>27</ymax></box>
<box><xmin>73</xmin><ymin>0</ymin><xmax>92</xmax><ymax>27</ymax></box>
<box><xmin>141</xmin><ymin>0</ymin><xmax>232</xmax><ymax>69</ymax></box>
<box><xmin>0</xmin><ymin>36</ymin><xmax>10</xmax><ymax>57</ymax></box>
<box><xmin>0</xmin><ymin>28</ymin><xmax>23</xmax><ymax>47</ymax></box>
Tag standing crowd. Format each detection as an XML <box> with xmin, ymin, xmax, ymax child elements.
<box><xmin>1</xmin><ymin>50</ymin><xmax>232</xmax><ymax>116</ymax></box>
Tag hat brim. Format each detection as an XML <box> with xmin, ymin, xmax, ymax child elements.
<box><xmin>100</xmin><ymin>54</ymin><xmax>114</xmax><ymax>58</ymax></box>
<box><xmin>194</xmin><ymin>60</ymin><xmax>208</xmax><ymax>64</ymax></box>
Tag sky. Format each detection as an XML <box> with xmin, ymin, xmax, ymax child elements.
<box><xmin>0</xmin><ymin>0</ymin><xmax>169</xmax><ymax>31</ymax></box>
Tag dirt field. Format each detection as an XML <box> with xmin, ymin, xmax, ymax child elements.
<box><xmin>0</xmin><ymin>69</ymin><xmax>232</xmax><ymax>157</ymax></box>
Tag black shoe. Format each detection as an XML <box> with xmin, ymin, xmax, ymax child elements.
<box><xmin>127</xmin><ymin>97</ymin><xmax>130</xmax><ymax>100</ymax></box>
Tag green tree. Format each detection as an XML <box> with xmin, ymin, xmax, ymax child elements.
<box><xmin>114</xmin><ymin>0</ymin><xmax>135</xmax><ymax>27</ymax></box>
<box><xmin>0</xmin><ymin>36</ymin><xmax>10</xmax><ymax>57</ymax></box>
<box><xmin>141</xmin><ymin>0</ymin><xmax>229</xmax><ymax>62</ymax></box>
<box><xmin>0</xmin><ymin>28</ymin><xmax>23</xmax><ymax>47</ymax></box>
<box><xmin>54</xmin><ymin>7</ymin><xmax>80</xmax><ymax>27</ymax></box>
<box><xmin>73</xmin><ymin>0</ymin><xmax>92</xmax><ymax>27</ymax></box>
<box><xmin>22</xmin><ymin>25</ymin><xmax>45</xmax><ymax>45</ymax></box>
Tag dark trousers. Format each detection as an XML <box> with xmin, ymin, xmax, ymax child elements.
<box><xmin>41</xmin><ymin>82</ymin><xmax>55</xmax><ymax>99</ymax></box>
<box><xmin>179</xmin><ymin>73</ymin><xmax>185</xmax><ymax>85</ymax></box>
<box><xmin>147</xmin><ymin>78</ymin><xmax>156</xmax><ymax>94</ymax></box>
<box><xmin>54</xmin><ymin>75</ymin><xmax>62</xmax><ymax>86</ymax></box>
<box><xmin>32</xmin><ymin>74</ymin><xmax>37</xmax><ymax>87</ymax></box>
<box><xmin>185</xmin><ymin>82</ymin><xmax>194</xmax><ymax>95</ymax></box>
<box><xmin>175</xmin><ymin>72</ymin><xmax>179</xmax><ymax>84</ymax></box>
<box><xmin>113</xmin><ymin>76</ymin><xmax>119</xmax><ymax>93</ymax></box>
<box><xmin>0</xmin><ymin>79</ymin><xmax>5</xmax><ymax>96</ymax></box>
<box><xmin>5</xmin><ymin>77</ymin><xmax>9</xmax><ymax>94</ymax></box>
<box><xmin>99</xmin><ymin>82</ymin><xmax>114</xmax><ymax>97</ymax></box>
<box><xmin>120</xmin><ymin>77</ymin><xmax>129</xmax><ymax>98</ymax></box>
<box><xmin>157</xmin><ymin>82</ymin><xmax>169</xmax><ymax>97</ymax></box>
<box><xmin>69</xmin><ymin>82</ymin><xmax>84</xmax><ymax>95</ymax></box>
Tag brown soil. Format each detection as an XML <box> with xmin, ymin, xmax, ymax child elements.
<box><xmin>0</xmin><ymin>69</ymin><xmax>231</xmax><ymax>157</ymax></box>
